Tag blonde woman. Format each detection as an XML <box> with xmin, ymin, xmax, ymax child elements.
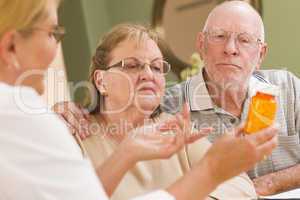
<box><xmin>55</xmin><ymin>24</ymin><xmax>279</xmax><ymax>200</ymax></box>
<box><xmin>0</xmin><ymin>0</ymin><xmax>111</xmax><ymax>199</ymax></box>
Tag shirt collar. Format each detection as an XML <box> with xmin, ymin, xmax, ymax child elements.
<box><xmin>187</xmin><ymin>69</ymin><xmax>276</xmax><ymax>112</ymax></box>
<box><xmin>187</xmin><ymin>69</ymin><xmax>214</xmax><ymax>111</ymax></box>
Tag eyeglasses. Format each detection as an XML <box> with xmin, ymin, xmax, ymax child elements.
<box><xmin>20</xmin><ymin>25</ymin><xmax>66</xmax><ymax>43</ymax></box>
<box><xmin>107</xmin><ymin>57</ymin><xmax>171</xmax><ymax>75</ymax></box>
<box><xmin>205</xmin><ymin>28</ymin><xmax>263</xmax><ymax>50</ymax></box>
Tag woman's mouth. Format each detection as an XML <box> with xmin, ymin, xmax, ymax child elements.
<box><xmin>138</xmin><ymin>87</ymin><xmax>156</xmax><ymax>95</ymax></box>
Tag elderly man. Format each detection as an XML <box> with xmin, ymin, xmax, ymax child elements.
<box><xmin>164</xmin><ymin>0</ymin><xmax>300</xmax><ymax>196</ymax></box>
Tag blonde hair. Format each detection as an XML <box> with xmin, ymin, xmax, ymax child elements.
<box><xmin>0</xmin><ymin>0</ymin><xmax>60</xmax><ymax>37</ymax></box>
<box><xmin>86</xmin><ymin>23</ymin><xmax>162</xmax><ymax>114</ymax></box>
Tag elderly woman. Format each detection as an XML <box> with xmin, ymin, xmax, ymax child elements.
<box><xmin>55</xmin><ymin>23</ymin><xmax>278</xmax><ymax>200</ymax></box>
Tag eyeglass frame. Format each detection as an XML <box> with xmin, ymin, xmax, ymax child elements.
<box><xmin>105</xmin><ymin>57</ymin><xmax>171</xmax><ymax>75</ymax></box>
<box><xmin>203</xmin><ymin>28</ymin><xmax>263</xmax><ymax>50</ymax></box>
<box><xmin>19</xmin><ymin>25</ymin><xmax>66</xmax><ymax>43</ymax></box>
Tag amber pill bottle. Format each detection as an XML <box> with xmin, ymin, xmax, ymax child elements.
<box><xmin>244</xmin><ymin>87</ymin><xmax>279</xmax><ymax>134</ymax></box>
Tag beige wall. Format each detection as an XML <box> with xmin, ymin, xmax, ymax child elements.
<box><xmin>262</xmin><ymin>0</ymin><xmax>300</xmax><ymax>76</ymax></box>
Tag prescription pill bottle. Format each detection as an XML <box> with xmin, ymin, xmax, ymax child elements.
<box><xmin>244</xmin><ymin>86</ymin><xmax>279</xmax><ymax>134</ymax></box>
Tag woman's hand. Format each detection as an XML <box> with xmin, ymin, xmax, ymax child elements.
<box><xmin>201</xmin><ymin>124</ymin><xmax>278</xmax><ymax>185</ymax></box>
<box><xmin>120</xmin><ymin>103</ymin><xmax>212</xmax><ymax>163</ymax></box>
<box><xmin>166</xmin><ymin>125</ymin><xmax>278</xmax><ymax>200</ymax></box>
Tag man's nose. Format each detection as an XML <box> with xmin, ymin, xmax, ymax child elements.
<box><xmin>224</xmin><ymin>36</ymin><xmax>239</xmax><ymax>56</ymax></box>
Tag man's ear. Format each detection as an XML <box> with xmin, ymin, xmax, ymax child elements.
<box><xmin>196</xmin><ymin>31</ymin><xmax>205</xmax><ymax>60</ymax></box>
<box><xmin>93</xmin><ymin>69</ymin><xmax>107</xmax><ymax>96</ymax></box>
<box><xmin>0</xmin><ymin>31</ymin><xmax>19</xmax><ymax>68</ymax></box>
<box><xmin>256</xmin><ymin>43</ymin><xmax>268</xmax><ymax>70</ymax></box>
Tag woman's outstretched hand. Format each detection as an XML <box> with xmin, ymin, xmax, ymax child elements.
<box><xmin>120</xmin><ymin>103</ymin><xmax>213</xmax><ymax>162</ymax></box>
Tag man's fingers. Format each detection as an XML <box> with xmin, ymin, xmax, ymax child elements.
<box><xmin>70</xmin><ymin>104</ymin><xmax>89</xmax><ymax>124</ymax></box>
<box><xmin>78</xmin><ymin>104</ymin><xmax>92</xmax><ymax>121</ymax></box>
<box><xmin>52</xmin><ymin>102</ymin><xmax>90</xmax><ymax>137</ymax></box>
<box><xmin>52</xmin><ymin>102</ymin><xmax>67</xmax><ymax>114</ymax></box>
<box><xmin>64</xmin><ymin>112</ymin><xmax>80</xmax><ymax>131</ymax></box>
<box><xmin>68</xmin><ymin>104</ymin><xmax>91</xmax><ymax>136</ymax></box>
<box><xmin>54</xmin><ymin>107</ymin><xmax>81</xmax><ymax>136</ymax></box>
<box><xmin>65</xmin><ymin>123</ymin><xmax>77</xmax><ymax>135</ymax></box>
<box><xmin>247</xmin><ymin>125</ymin><xmax>278</xmax><ymax>146</ymax></box>
<box><xmin>64</xmin><ymin>110</ymin><xmax>91</xmax><ymax>138</ymax></box>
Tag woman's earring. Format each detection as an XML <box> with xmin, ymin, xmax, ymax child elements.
<box><xmin>99</xmin><ymin>83</ymin><xmax>108</xmax><ymax>96</ymax></box>
<box><xmin>6</xmin><ymin>59</ymin><xmax>20</xmax><ymax>71</ymax></box>
<box><xmin>12</xmin><ymin>58</ymin><xmax>20</xmax><ymax>70</ymax></box>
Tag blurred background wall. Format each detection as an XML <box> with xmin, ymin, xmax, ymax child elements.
<box><xmin>263</xmin><ymin>0</ymin><xmax>300</xmax><ymax>72</ymax></box>
<box><xmin>58</xmin><ymin>0</ymin><xmax>299</xmax><ymax>102</ymax></box>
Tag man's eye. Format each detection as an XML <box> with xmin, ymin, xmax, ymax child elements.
<box><xmin>239</xmin><ymin>35</ymin><xmax>251</xmax><ymax>43</ymax></box>
<box><xmin>240</xmin><ymin>38</ymin><xmax>250</xmax><ymax>43</ymax></box>
<box><xmin>216</xmin><ymin>34</ymin><xmax>225</xmax><ymax>38</ymax></box>
<box><xmin>212</xmin><ymin>33</ymin><xmax>226</xmax><ymax>41</ymax></box>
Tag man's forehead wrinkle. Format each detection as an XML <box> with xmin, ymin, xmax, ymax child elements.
<box><xmin>203</xmin><ymin>1</ymin><xmax>265</xmax><ymax>41</ymax></box>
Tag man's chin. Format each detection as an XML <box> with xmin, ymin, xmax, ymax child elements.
<box><xmin>212</xmin><ymin>75</ymin><xmax>244</xmax><ymax>88</ymax></box>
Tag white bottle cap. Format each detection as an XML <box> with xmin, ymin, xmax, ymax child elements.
<box><xmin>250</xmin><ymin>85</ymin><xmax>280</xmax><ymax>97</ymax></box>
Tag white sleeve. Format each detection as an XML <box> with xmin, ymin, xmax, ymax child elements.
<box><xmin>130</xmin><ymin>190</ymin><xmax>175</xmax><ymax>200</ymax></box>
<box><xmin>0</xmin><ymin>113</ymin><xmax>105</xmax><ymax>200</ymax></box>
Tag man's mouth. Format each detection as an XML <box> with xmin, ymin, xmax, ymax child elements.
<box><xmin>217</xmin><ymin>63</ymin><xmax>242</xmax><ymax>69</ymax></box>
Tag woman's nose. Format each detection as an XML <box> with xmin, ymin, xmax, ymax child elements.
<box><xmin>139</xmin><ymin>64</ymin><xmax>154</xmax><ymax>80</ymax></box>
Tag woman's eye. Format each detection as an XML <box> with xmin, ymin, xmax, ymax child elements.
<box><xmin>125</xmin><ymin>63</ymin><xmax>139</xmax><ymax>69</ymax></box>
<box><xmin>151</xmin><ymin>65</ymin><xmax>162</xmax><ymax>72</ymax></box>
